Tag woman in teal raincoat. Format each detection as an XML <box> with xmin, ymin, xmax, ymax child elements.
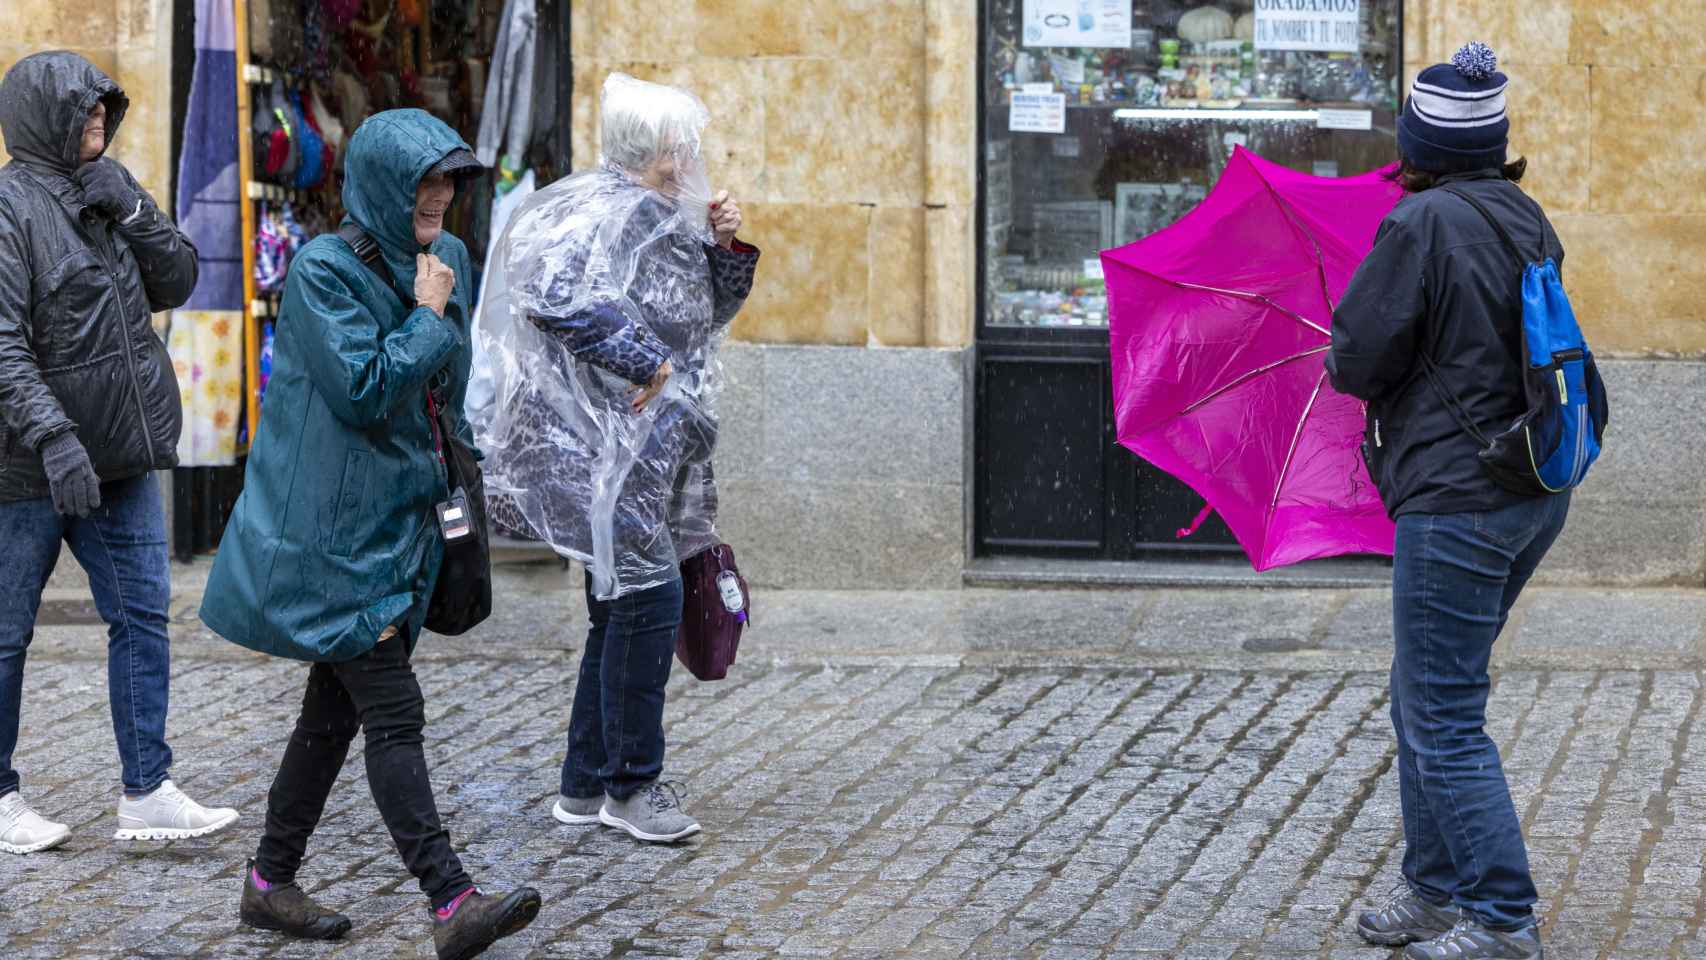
<box><xmin>200</xmin><ymin>110</ymin><xmax>540</xmax><ymax>960</ymax></box>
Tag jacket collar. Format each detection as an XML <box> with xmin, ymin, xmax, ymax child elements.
<box><xmin>1435</xmin><ymin>168</ymin><xmax>1505</xmax><ymax>185</ymax></box>
<box><xmin>11</xmin><ymin>159</ymin><xmax>90</xmax><ymax>217</ymax></box>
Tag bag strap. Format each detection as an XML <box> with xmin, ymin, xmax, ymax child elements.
<box><xmin>1439</xmin><ymin>185</ymin><xmax>1544</xmax><ymax>266</ymax></box>
<box><xmin>1418</xmin><ymin>352</ymin><xmax>1492</xmax><ymax>448</ymax></box>
<box><xmin>337</xmin><ymin>222</ymin><xmax>453</xmax><ymax>409</ymax></box>
<box><xmin>336</xmin><ymin>221</ymin><xmax>400</xmax><ymax>296</ymax></box>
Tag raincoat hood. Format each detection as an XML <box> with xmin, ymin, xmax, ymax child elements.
<box><xmin>341</xmin><ymin>108</ymin><xmax>474</xmax><ymax>294</ymax></box>
<box><xmin>0</xmin><ymin>51</ymin><xmax>128</xmax><ymax>174</ymax></box>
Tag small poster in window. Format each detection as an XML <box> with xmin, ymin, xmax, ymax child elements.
<box><xmin>1113</xmin><ymin>182</ymin><xmax>1208</xmax><ymax>247</ymax></box>
<box><xmin>1253</xmin><ymin>0</ymin><xmax>1361</xmax><ymax>54</ymax></box>
<box><xmin>1022</xmin><ymin>0</ymin><xmax>1133</xmax><ymax>49</ymax></box>
<box><xmin>1031</xmin><ymin>200</ymin><xmax>1113</xmax><ymax>261</ymax></box>
<box><xmin>1010</xmin><ymin>92</ymin><xmax>1068</xmax><ymax>134</ymax></box>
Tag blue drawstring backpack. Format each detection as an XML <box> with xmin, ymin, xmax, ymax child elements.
<box><xmin>1422</xmin><ymin>186</ymin><xmax>1609</xmax><ymax>496</ymax></box>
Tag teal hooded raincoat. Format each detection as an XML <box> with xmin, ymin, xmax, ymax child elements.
<box><xmin>200</xmin><ymin>110</ymin><xmax>479</xmax><ymax>661</ymax></box>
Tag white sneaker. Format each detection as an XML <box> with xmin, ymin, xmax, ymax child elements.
<box><xmin>113</xmin><ymin>780</ymin><xmax>238</xmax><ymax>841</ymax></box>
<box><xmin>0</xmin><ymin>792</ymin><xmax>70</xmax><ymax>854</ymax></box>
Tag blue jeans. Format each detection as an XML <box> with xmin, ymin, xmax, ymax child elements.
<box><xmin>561</xmin><ymin>573</ymin><xmax>682</xmax><ymax>802</ymax></box>
<box><xmin>0</xmin><ymin>473</ymin><xmax>173</xmax><ymax>798</ymax></box>
<box><xmin>1391</xmin><ymin>493</ymin><xmax>1570</xmax><ymax>931</ymax></box>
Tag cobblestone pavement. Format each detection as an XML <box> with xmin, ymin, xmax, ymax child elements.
<box><xmin>4</xmin><ymin>568</ymin><xmax>1706</xmax><ymax>958</ymax></box>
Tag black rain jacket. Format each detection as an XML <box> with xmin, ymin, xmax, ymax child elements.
<box><xmin>0</xmin><ymin>52</ymin><xmax>198</xmax><ymax>503</ymax></box>
<box><xmin>1326</xmin><ymin>170</ymin><xmax>1564</xmax><ymax>519</ymax></box>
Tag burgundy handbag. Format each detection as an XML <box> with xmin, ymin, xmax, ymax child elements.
<box><xmin>675</xmin><ymin>544</ymin><xmax>750</xmax><ymax>681</ymax></box>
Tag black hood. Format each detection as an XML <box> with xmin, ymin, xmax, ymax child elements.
<box><xmin>0</xmin><ymin>51</ymin><xmax>128</xmax><ymax>173</ymax></box>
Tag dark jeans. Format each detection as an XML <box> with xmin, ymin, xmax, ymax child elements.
<box><xmin>256</xmin><ymin>628</ymin><xmax>472</xmax><ymax>909</ymax></box>
<box><xmin>561</xmin><ymin>574</ymin><xmax>683</xmax><ymax>802</ymax></box>
<box><xmin>1391</xmin><ymin>493</ymin><xmax>1570</xmax><ymax>931</ymax></box>
<box><xmin>0</xmin><ymin>473</ymin><xmax>172</xmax><ymax>798</ymax></box>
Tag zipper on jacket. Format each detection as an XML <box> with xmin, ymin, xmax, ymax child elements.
<box><xmin>1555</xmin><ymin>368</ymin><xmax>1568</xmax><ymax>404</ymax></box>
<box><xmin>91</xmin><ymin>219</ymin><xmax>159</xmax><ymax>465</ymax></box>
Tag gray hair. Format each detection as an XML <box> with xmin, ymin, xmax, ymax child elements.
<box><xmin>599</xmin><ymin>72</ymin><xmax>710</xmax><ymax>172</ymax></box>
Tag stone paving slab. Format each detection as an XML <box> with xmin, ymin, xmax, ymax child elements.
<box><xmin>6</xmin><ymin>563</ymin><xmax>1706</xmax><ymax>958</ymax></box>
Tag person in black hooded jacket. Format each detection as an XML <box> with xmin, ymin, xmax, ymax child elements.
<box><xmin>0</xmin><ymin>51</ymin><xmax>237</xmax><ymax>856</ymax></box>
<box><xmin>1328</xmin><ymin>43</ymin><xmax>1565</xmax><ymax>960</ymax></box>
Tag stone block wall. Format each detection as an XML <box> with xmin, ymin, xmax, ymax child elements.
<box><xmin>1404</xmin><ymin>0</ymin><xmax>1706</xmax><ymax>357</ymax></box>
<box><xmin>567</xmin><ymin>0</ymin><xmax>977</xmax><ymax>349</ymax></box>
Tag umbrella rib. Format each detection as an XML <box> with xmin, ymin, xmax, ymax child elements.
<box><xmin>1268</xmin><ymin>368</ymin><xmax>1329</xmax><ymax>517</ymax></box>
<box><xmin>1167</xmin><ymin>281</ymin><xmax>1331</xmax><ymax>337</ymax></box>
<box><xmin>1251</xmin><ymin>172</ymin><xmax>1340</xmax><ymax>315</ymax></box>
<box><xmin>1181</xmin><ymin>345</ymin><xmax>1329</xmax><ymax>414</ymax></box>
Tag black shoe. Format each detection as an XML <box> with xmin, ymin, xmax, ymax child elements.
<box><xmin>431</xmin><ymin>887</ymin><xmax>543</xmax><ymax>960</ymax></box>
<box><xmin>239</xmin><ymin>859</ymin><xmax>352</xmax><ymax>941</ymax></box>
<box><xmin>1404</xmin><ymin>920</ymin><xmax>1543</xmax><ymax>960</ymax></box>
<box><xmin>1357</xmin><ymin>887</ymin><xmax>1462</xmax><ymax>946</ymax></box>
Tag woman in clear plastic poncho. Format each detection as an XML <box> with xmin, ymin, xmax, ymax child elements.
<box><xmin>470</xmin><ymin>73</ymin><xmax>759</xmax><ymax>842</ymax></box>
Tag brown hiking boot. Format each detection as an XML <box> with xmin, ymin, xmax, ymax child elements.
<box><xmin>431</xmin><ymin>887</ymin><xmax>542</xmax><ymax>960</ymax></box>
<box><xmin>238</xmin><ymin>860</ymin><xmax>352</xmax><ymax>941</ymax></box>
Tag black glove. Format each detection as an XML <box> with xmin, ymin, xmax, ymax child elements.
<box><xmin>40</xmin><ymin>433</ymin><xmax>102</xmax><ymax>518</ymax></box>
<box><xmin>73</xmin><ymin>158</ymin><xmax>141</xmax><ymax>222</ymax></box>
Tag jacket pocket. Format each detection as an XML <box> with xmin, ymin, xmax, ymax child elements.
<box><xmin>30</xmin><ymin>249</ymin><xmax>112</xmax><ymax>370</ymax></box>
<box><xmin>41</xmin><ymin>354</ymin><xmax>133</xmax><ymax>476</ymax></box>
<box><xmin>329</xmin><ymin>449</ymin><xmax>373</xmax><ymax>558</ymax></box>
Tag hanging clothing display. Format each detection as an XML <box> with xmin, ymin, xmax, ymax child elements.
<box><xmin>168</xmin><ymin>0</ymin><xmax>245</xmax><ymax>466</ymax></box>
<box><xmin>474</xmin><ymin>0</ymin><xmax>536</xmax><ymax>168</ymax></box>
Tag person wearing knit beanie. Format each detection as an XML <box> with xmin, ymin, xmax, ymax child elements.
<box><xmin>1397</xmin><ymin>41</ymin><xmax>1509</xmax><ymax>174</ymax></box>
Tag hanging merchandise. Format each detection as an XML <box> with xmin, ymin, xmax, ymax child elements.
<box><xmin>257</xmin><ymin>322</ymin><xmax>276</xmax><ymax>404</ymax></box>
<box><xmin>280</xmin><ymin>202</ymin><xmax>310</xmax><ymax>262</ymax></box>
<box><xmin>272</xmin><ymin>79</ymin><xmax>302</xmax><ymax>179</ymax></box>
<box><xmin>254</xmin><ymin>204</ymin><xmax>290</xmax><ymax>293</ymax></box>
<box><xmin>322</xmin><ymin>0</ymin><xmax>360</xmax><ymax>29</ymax></box>
<box><xmin>252</xmin><ymin>82</ymin><xmax>288</xmax><ymax>182</ymax></box>
<box><xmin>171</xmin><ymin>0</ymin><xmax>246</xmax><ymax>468</ymax></box>
<box><xmin>475</xmin><ymin>0</ymin><xmax>537</xmax><ymax>167</ymax></box>
<box><xmin>309</xmin><ymin>83</ymin><xmax>346</xmax><ymax>165</ymax></box>
<box><xmin>287</xmin><ymin>88</ymin><xmax>326</xmax><ymax>189</ymax></box>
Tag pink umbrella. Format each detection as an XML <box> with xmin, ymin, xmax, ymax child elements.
<box><xmin>1101</xmin><ymin>146</ymin><xmax>1403</xmax><ymax>571</ymax></box>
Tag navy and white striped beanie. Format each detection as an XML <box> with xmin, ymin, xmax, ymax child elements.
<box><xmin>1397</xmin><ymin>41</ymin><xmax>1509</xmax><ymax>173</ymax></box>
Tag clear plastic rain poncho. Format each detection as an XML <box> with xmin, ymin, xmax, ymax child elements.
<box><xmin>470</xmin><ymin>73</ymin><xmax>744</xmax><ymax>600</ymax></box>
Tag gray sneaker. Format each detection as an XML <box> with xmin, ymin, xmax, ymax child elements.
<box><xmin>599</xmin><ymin>781</ymin><xmax>700</xmax><ymax>843</ymax></box>
<box><xmin>1357</xmin><ymin>888</ymin><xmax>1462</xmax><ymax>946</ymax></box>
<box><xmin>551</xmin><ymin>794</ymin><xmax>602</xmax><ymax>826</ymax></box>
<box><xmin>1404</xmin><ymin>920</ymin><xmax>1543</xmax><ymax>960</ymax></box>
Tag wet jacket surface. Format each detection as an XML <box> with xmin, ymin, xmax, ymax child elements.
<box><xmin>1327</xmin><ymin>170</ymin><xmax>1565</xmax><ymax>518</ymax></box>
<box><xmin>200</xmin><ymin>110</ymin><xmax>478</xmax><ymax>662</ymax></box>
<box><xmin>0</xmin><ymin>52</ymin><xmax>198</xmax><ymax>502</ymax></box>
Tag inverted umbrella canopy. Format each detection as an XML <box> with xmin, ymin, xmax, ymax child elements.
<box><xmin>1101</xmin><ymin>146</ymin><xmax>1403</xmax><ymax>571</ymax></box>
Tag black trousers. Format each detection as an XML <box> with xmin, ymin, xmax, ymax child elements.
<box><xmin>255</xmin><ymin>628</ymin><xmax>472</xmax><ymax>908</ymax></box>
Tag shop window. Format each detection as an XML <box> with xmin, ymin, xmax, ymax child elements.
<box><xmin>983</xmin><ymin>0</ymin><xmax>1402</xmax><ymax>330</ymax></box>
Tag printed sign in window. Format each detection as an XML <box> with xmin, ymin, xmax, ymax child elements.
<box><xmin>1022</xmin><ymin>0</ymin><xmax>1133</xmax><ymax>49</ymax></box>
<box><xmin>1010</xmin><ymin>92</ymin><xmax>1068</xmax><ymax>134</ymax></box>
<box><xmin>1253</xmin><ymin>0</ymin><xmax>1361</xmax><ymax>54</ymax></box>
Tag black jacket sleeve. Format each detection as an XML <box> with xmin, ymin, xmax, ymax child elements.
<box><xmin>0</xmin><ymin>201</ymin><xmax>76</xmax><ymax>451</ymax></box>
<box><xmin>1327</xmin><ymin>217</ymin><xmax>1427</xmax><ymax>402</ymax></box>
<box><xmin>115</xmin><ymin>166</ymin><xmax>200</xmax><ymax>312</ymax></box>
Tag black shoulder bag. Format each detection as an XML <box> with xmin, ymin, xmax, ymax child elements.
<box><xmin>338</xmin><ymin>223</ymin><xmax>492</xmax><ymax>636</ymax></box>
